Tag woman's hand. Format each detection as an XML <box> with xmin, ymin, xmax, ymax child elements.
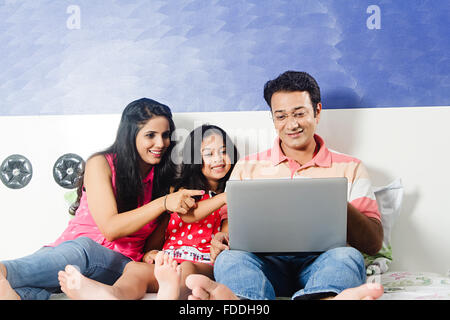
<box><xmin>142</xmin><ymin>250</ymin><xmax>160</xmax><ymax>264</ymax></box>
<box><xmin>165</xmin><ymin>189</ymin><xmax>204</xmax><ymax>214</ymax></box>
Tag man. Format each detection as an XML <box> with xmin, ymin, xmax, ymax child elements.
<box><xmin>189</xmin><ymin>71</ymin><xmax>384</xmax><ymax>300</ymax></box>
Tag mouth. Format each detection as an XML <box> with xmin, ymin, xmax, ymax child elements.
<box><xmin>211</xmin><ymin>164</ymin><xmax>226</xmax><ymax>171</ymax></box>
<box><xmin>287</xmin><ymin>129</ymin><xmax>304</xmax><ymax>138</ymax></box>
<box><xmin>149</xmin><ymin>149</ymin><xmax>163</xmax><ymax>158</ymax></box>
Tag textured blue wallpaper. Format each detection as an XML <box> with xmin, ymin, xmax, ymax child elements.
<box><xmin>0</xmin><ymin>0</ymin><xmax>449</xmax><ymax>115</ymax></box>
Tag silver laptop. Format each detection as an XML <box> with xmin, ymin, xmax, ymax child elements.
<box><xmin>226</xmin><ymin>177</ymin><xmax>348</xmax><ymax>255</ymax></box>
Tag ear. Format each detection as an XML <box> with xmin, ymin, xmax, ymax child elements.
<box><xmin>315</xmin><ymin>103</ymin><xmax>322</xmax><ymax>123</ymax></box>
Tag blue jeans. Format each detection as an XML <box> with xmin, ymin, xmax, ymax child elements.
<box><xmin>213</xmin><ymin>247</ymin><xmax>366</xmax><ymax>300</ymax></box>
<box><xmin>1</xmin><ymin>237</ymin><xmax>132</xmax><ymax>300</ymax></box>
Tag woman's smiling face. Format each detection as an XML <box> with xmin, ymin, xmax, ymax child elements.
<box><xmin>135</xmin><ymin>115</ymin><xmax>171</xmax><ymax>173</ymax></box>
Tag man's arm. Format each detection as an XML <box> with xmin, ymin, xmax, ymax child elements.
<box><xmin>347</xmin><ymin>203</ymin><xmax>383</xmax><ymax>256</ymax></box>
<box><xmin>346</xmin><ymin>160</ymin><xmax>384</xmax><ymax>256</ymax></box>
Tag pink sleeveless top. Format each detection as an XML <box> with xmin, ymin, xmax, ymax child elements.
<box><xmin>49</xmin><ymin>154</ymin><xmax>158</xmax><ymax>261</ymax></box>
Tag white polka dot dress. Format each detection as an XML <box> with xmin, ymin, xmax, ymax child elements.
<box><xmin>163</xmin><ymin>193</ymin><xmax>226</xmax><ymax>265</ymax></box>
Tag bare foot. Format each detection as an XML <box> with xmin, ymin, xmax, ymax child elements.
<box><xmin>58</xmin><ymin>265</ymin><xmax>118</xmax><ymax>300</ymax></box>
<box><xmin>154</xmin><ymin>251</ymin><xmax>182</xmax><ymax>300</ymax></box>
<box><xmin>0</xmin><ymin>272</ymin><xmax>20</xmax><ymax>300</ymax></box>
<box><xmin>185</xmin><ymin>274</ymin><xmax>384</xmax><ymax>301</ymax></box>
<box><xmin>333</xmin><ymin>283</ymin><xmax>384</xmax><ymax>300</ymax></box>
<box><xmin>185</xmin><ymin>274</ymin><xmax>239</xmax><ymax>300</ymax></box>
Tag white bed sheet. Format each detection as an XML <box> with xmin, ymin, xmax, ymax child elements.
<box><xmin>50</xmin><ymin>271</ymin><xmax>450</xmax><ymax>300</ymax></box>
<box><xmin>369</xmin><ymin>271</ymin><xmax>450</xmax><ymax>300</ymax></box>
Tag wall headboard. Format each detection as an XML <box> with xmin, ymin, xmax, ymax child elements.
<box><xmin>0</xmin><ymin>0</ymin><xmax>449</xmax><ymax>116</ymax></box>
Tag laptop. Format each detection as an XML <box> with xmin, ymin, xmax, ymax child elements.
<box><xmin>226</xmin><ymin>177</ymin><xmax>348</xmax><ymax>255</ymax></box>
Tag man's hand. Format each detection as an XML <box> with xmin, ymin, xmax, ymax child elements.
<box><xmin>142</xmin><ymin>250</ymin><xmax>160</xmax><ymax>264</ymax></box>
<box><xmin>210</xmin><ymin>232</ymin><xmax>229</xmax><ymax>263</ymax></box>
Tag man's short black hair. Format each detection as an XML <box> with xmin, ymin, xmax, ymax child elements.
<box><xmin>263</xmin><ymin>71</ymin><xmax>321</xmax><ymax>115</ymax></box>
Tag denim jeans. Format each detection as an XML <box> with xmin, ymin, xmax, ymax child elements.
<box><xmin>213</xmin><ymin>247</ymin><xmax>366</xmax><ymax>300</ymax></box>
<box><xmin>1</xmin><ymin>237</ymin><xmax>132</xmax><ymax>300</ymax></box>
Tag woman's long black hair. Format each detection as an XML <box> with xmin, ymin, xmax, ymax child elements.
<box><xmin>73</xmin><ymin>98</ymin><xmax>177</xmax><ymax>214</ymax></box>
<box><xmin>173</xmin><ymin>124</ymin><xmax>239</xmax><ymax>196</ymax></box>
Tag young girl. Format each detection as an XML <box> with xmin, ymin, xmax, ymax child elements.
<box><xmin>57</xmin><ymin>124</ymin><xmax>239</xmax><ymax>300</ymax></box>
<box><xmin>0</xmin><ymin>98</ymin><xmax>204</xmax><ymax>300</ymax></box>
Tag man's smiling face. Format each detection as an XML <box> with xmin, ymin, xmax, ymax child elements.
<box><xmin>271</xmin><ymin>90</ymin><xmax>322</xmax><ymax>154</ymax></box>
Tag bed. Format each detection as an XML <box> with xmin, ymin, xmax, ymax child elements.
<box><xmin>50</xmin><ymin>271</ymin><xmax>450</xmax><ymax>300</ymax></box>
<box><xmin>362</xmin><ymin>179</ymin><xmax>450</xmax><ymax>300</ymax></box>
<box><xmin>372</xmin><ymin>271</ymin><xmax>450</xmax><ymax>300</ymax></box>
<box><xmin>49</xmin><ymin>177</ymin><xmax>450</xmax><ymax>300</ymax></box>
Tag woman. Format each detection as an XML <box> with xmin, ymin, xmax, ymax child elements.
<box><xmin>57</xmin><ymin>124</ymin><xmax>239</xmax><ymax>300</ymax></box>
<box><xmin>0</xmin><ymin>98</ymin><xmax>203</xmax><ymax>300</ymax></box>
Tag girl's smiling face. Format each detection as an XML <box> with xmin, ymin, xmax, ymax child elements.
<box><xmin>201</xmin><ymin>134</ymin><xmax>232</xmax><ymax>191</ymax></box>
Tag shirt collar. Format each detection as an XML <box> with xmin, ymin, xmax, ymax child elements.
<box><xmin>142</xmin><ymin>166</ymin><xmax>155</xmax><ymax>184</ymax></box>
<box><xmin>270</xmin><ymin>134</ymin><xmax>332</xmax><ymax>169</ymax></box>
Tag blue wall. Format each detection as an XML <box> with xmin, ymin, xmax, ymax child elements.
<box><xmin>0</xmin><ymin>0</ymin><xmax>449</xmax><ymax>116</ymax></box>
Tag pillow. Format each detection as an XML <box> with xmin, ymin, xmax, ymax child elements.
<box><xmin>364</xmin><ymin>178</ymin><xmax>404</xmax><ymax>275</ymax></box>
<box><xmin>64</xmin><ymin>189</ymin><xmax>79</xmax><ymax>217</ymax></box>
<box><xmin>64</xmin><ymin>189</ymin><xmax>78</xmax><ymax>204</ymax></box>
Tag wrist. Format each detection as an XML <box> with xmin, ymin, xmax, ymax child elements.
<box><xmin>162</xmin><ymin>195</ymin><xmax>168</xmax><ymax>212</ymax></box>
<box><xmin>219</xmin><ymin>192</ymin><xmax>227</xmax><ymax>205</ymax></box>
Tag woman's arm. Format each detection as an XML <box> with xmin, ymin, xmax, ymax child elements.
<box><xmin>85</xmin><ymin>155</ymin><xmax>203</xmax><ymax>241</ymax></box>
<box><xmin>179</xmin><ymin>192</ymin><xmax>226</xmax><ymax>223</ymax></box>
<box><xmin>143</xmin><ymin>213</ymin><xmax>170</xmax><ymax>253</ymax></box>
<box><xmin>141</xmin><ymin>214</ymin><xmax>170</xmax><ymax>263</ymax></box>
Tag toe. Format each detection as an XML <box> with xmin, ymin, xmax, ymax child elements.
<box><xmin>155</xmin><ymin>251</ymin><xmax>165</xmax><ymax>266</ymax></box>
<box><xmin>192</xmin><ymin>287</ymin><xmax>210</xmax><ymax>300</ymax></box>
<box><xmin>186</xmin><ymin>274</ymin><xmax>217</xmax><ymax>292</ymax></box>
<box><xmin>65</xmin><ymin>264</ymin><xmax>79</xmax><ymax>275</ymax></box>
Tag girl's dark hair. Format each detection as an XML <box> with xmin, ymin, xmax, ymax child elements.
<box><xmin>73</xmin><ymin>98</ymin><xmax>177</xmax><ymax>214</ymax></box>
<box><xmin>173</xmin><ymin>124</ymin><xmax>239</xmax><ymax>196</ymax></box>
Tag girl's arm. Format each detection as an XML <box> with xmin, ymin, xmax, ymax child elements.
<box><xmin>179</xmin><ymin>192</ymin><xmax>226</xmax><ymax>223</ymax></box>
<box><xmin>85</xmin><ymin>155</ymin><xmax>203</xmax><ymax>241</ymax></box>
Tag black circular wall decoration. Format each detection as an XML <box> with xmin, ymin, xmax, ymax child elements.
<box><xmin>53</xmin><ymin>153</ymin><xmax>85</xmax><ymax>189</ymax></box>
<box><xmin>0</xmin><ymin>154</ymin><xmax>33</xmax><ymax>189</ymax></box>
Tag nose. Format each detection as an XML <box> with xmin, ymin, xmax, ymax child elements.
<box><xmin>211</xmin><ymin>153</ymin><xmax>222</xmax><ymax>163</ymax></box>
<box><xmin>154</xmin><ymin>134</ymin><xmax>165</xmax><ymax>148</ymax></box>
<box><xmin>211</xmin><ymin>150</ymin><xmax>228</xmax><ymax>165</ymax></box>
<box><xmin>286</xmin><ymin>116</ymin><xmax>300</xmax><ymax>130</ymax></box>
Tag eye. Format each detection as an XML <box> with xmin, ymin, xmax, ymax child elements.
<box><xmin>275</xmin><ymin>115</ymin><xmax>287</xmax><ymax>121</ymax></box>
<box><xmin>162</xmin><ymin>131</ymin><xmax>171</xmax><ymax>139</ymax></box>
<box><xmin>294</xmin><ymin>112</ymin><xmax>305</xmax><ymax>118</ymax></box>
<box><xmin>146</xmin><ymin>133</ymin><xmax>155</xmax><ymax>138</ymax></box>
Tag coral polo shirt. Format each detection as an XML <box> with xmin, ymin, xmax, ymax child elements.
<box><xmin>229</xmin><ymin>134</ymin><xmax>380</xmax><ymax>221</ymax></box>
